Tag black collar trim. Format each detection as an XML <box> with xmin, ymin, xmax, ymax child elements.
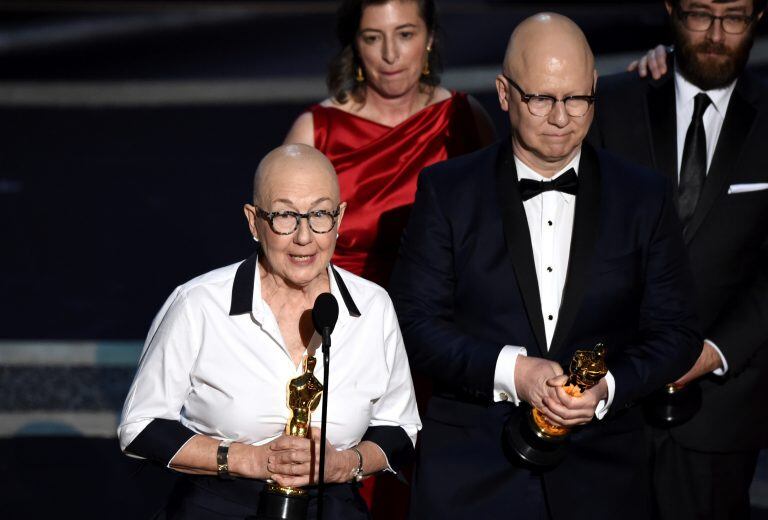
<box><xmin>331</xmin><ymin>265</ymin><xmax>361</xmax><ymax>318</ymax></box>
<box><xmin>229</xmin><ymin>252</ymin><xmax>361</xmax><ymax>318</ymax></box>
<box><xmin>229</xmin><ymin>253</ymin><xmax>257</xmax><ymax>316</ymax></box>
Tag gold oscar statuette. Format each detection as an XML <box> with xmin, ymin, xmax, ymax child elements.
<box><xmin>254</xmin><ymin>355</ymin><xmax>323</xmax><ymax>520</ymax></box>
<box><xmin>530</xmin><ymin>343</ymin><xmax>608</xmax><ymax>439</ymax></box>
<box><xmin>505</xmin><ymin>343</ymin><xmax>608</xmax><ymax>467</ymax></box>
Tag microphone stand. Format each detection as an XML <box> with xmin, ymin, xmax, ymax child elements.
<box><xmin>316</xmin><ymin>326</ymin><xmax>331</xmax><ymax>520</ymax></box>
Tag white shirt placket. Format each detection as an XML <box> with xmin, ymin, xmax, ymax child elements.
<box><xmin>540</xmin><ymin>191</ymin><xmax>558</xmax><ymax>349</ymax></box>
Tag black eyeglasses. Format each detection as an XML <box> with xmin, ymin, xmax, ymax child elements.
<box><xmin>503</xmin><ymin>74</ymin><xmax>595</xmax><ymax>117</ymax></box>
<box><xmin>675</xmin><ymin>7</ymin><xmax>755</xmax><ymax>35</ymax></box>
<box><xmin>256</xmin><ymin>206</ymin><xmax>341</xmax><ymax>235</ymax></box>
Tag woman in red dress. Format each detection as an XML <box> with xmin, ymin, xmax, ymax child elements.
<box><xmin>284</xmin><ymin>1</ymin><xmax>495</xmax><ymax>516</ymax></box>
<box><xmin>286</xmin><ymin>0</ymin><xmax>495</xmax><ymax>287</ymax></box>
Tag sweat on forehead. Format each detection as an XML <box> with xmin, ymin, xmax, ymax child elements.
<box><xmin>503</xmin><ymin>12</ymin><xmax>594</xmax><ymax>77</ymax></box>
<box><xmin>252</xmin><ymin>144</ymin><xmax>339</xmax><ymax>203</ymax></box>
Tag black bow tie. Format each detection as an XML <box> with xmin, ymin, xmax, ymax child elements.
<box><xmin>518</xmin><ymin>168</ymin><xmax>579</xmax><ymax>201</ymax></box>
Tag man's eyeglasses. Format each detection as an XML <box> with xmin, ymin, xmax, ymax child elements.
<box><xmin>675</xmin><ymin>7</ymin><xmax>756</xmax><ymax>35</ymax></box>
<box><xmin>256</xmin><ymin>206</ymin><xmax>341</xmax><ymax>235</ymax></box>
<box><xmin>502</xmin><ymin>74</ymin><xmax>595</xmax><ymax>117</ymax></box>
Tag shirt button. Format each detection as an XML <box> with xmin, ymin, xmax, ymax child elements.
<box><xmin>548</xmin><ymin>315</ymin><xmax>554</xmax><ymax>321</ymax></box>
<box><xmin>500</xmin><ymin>392</ymin><xmax>509</xmax><ymax>401</ymax></box>
<box><xmin>548</xmin><ymin>220</ymin><xmax>553</xmax><ymax>226</ymax></box>
<box><xmin>547</xmin><ymin>266</ymin><xmax>553</xmax><ymax>272</ymax></box>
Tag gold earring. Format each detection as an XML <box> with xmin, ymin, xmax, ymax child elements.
<box><xmin>355</xmin><ymin>65</ymin><xmax>364</xmax><ymax>83</ymax></box>
<box><xmin>422</xmin><ymin>46</ymin><xmax>432</xmax><ymax>76</ymax></box>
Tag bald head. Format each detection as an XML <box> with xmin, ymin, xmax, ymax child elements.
<box><xmin>495</xmin><ymin>13</ymin><xmax>596</xmax><ymax>177</ymax></box>
<box><xmin>253</xmin><ymin>143</ymin><xmax>338</xmax><ymax>204</ymax></box>
<box><xmin>503</xmin><ymin>12</ymin><xmax>594</xmax><ymax>81</ymax></box>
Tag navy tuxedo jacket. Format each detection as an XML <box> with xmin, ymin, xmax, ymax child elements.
<box><xmin>389</xmin><ymin>140</ymin><xmax>701</xmax><ymax>519</ymax></box>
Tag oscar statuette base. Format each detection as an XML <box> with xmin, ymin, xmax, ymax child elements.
<box><xmin>504</xmin><ymin>405</ymin><xmax>568</xmax><ymax>468</ymax></box>
<box><xmin>643</xmin><ymin>382</ymin><xmax>702</xmax><ymax>428</ymax></box>
<box><xmin>252</xmin><ymin>484</ymin><xmax>309</xmax><ymax>520</ymax></box>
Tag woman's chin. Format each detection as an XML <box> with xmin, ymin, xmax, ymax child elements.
<box><xmin>369</xmin><ymin>78</ymin><xmax>420</xmax><ymax>99</ymax></box>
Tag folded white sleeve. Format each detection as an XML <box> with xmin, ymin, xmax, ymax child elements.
<box><xmin>594</xmin><ymin>371</ymin><xmax>615</xmax><ymax>420</ymax></box>
<box><xmin>493</xmin><ymin>345</ymin><xmax>528</xmax><ymax>405</ymax></box>
<box><xmin>705</xmin><ymin>339</ymin><xmax>729</xmax><ymax>376</ymax></box>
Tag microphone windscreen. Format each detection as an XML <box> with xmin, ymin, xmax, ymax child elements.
<box><xmin>312</xmin><ymin>292</ymin><xmax>339</xmax><ymax>335</ymax></box>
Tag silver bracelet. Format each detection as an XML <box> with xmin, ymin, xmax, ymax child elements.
<box><xmin>350</xmin><ymin>446</ymin><xmax>364</xmax><ymax>482</ymax></box>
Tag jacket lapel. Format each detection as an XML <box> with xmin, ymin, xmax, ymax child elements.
<box><xmin>646</xmin><ymin>74</ymin><xmax>678</xmax><ymax>186</ymax></box>
<box><xmin>495</xmin><ymin>140</ymin><xmax>547</xmax><ymax>356</ymax></box>
<box><xmin>548</xmin><ymin>144</ymin><xmax>602</xmax><ymax>358</ymax></box>
<box><xmin>683</xmin><ymin>75</ymin><xmax>758</xmax><ymax>243</ymax></box>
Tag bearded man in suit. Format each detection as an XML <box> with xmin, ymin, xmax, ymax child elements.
<box><xmin>390</xmin><ymin>12</ymin><xmax>701</xmax><ymax>520</ymax></box>
<box><xmin>590</xmin><ymin>1</ymin><xmax>768</xmax><ymax>518</ymax></box>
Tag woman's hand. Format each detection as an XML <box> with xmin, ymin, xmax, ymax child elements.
<box><xmin>626</xmin><ymin>44</ymin><xmax>670</xmax><ymax>80</ymax></box>
<box><xmin>266</xmin><ymin>428</ymin><xmax>357</xmax><ymax>487</ymax></box>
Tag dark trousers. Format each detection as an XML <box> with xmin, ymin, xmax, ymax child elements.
<box><xmin>159</xmin><ymin>476</ymin><xmax>370</xmax><ymax>520</ymax></box>
<box><xmin>650</xmin><ymin>428</ymin><xmax>758</xmax><ymax>520</ymax></box>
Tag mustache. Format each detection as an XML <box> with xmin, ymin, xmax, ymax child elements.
<box><xmin>693</xmin><ymin>42</ymin><xmax>728</xmax><ymax>55</ymax></box>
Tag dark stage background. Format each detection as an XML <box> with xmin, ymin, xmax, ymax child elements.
<box><xmin>1</xmin><ymin>1</ymin><xmax>767</xmax><ymax>518</ymax></box>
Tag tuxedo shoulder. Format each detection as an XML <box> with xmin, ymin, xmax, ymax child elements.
<box><xmin>594</xmin><ymin>147</ymin><xmax>667</xmax><ymax>194</ymax></box>
<box><xmin>596</xmin><ymin>70</ymin><xmax>652</xmax><ymax>97</ymax></box>
<box><xmin>739</xmin><ymin>70</ymin><xmax>768</xmax><ymax>103</ymax></box>
<box><xmin>418</xmin><ymin>140</ymin><xmax>501</xmax><ymax>190</ymax></box>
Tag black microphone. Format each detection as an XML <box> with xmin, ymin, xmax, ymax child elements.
<box><xmin>311</xmin><ymin>292</ymin><xmax>338</xmax><ymax>520</ymax></box>
<box><xmin>312</xmin><ymin>292</ymin><xmax>339</xmax><ymax>354</ymax></box>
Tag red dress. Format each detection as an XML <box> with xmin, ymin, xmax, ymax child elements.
<box><xmin>311</xmin><ymin>92</ymin><xmax>483</xmax><ymax>517</ymax></box>
<box><xmin>312</xmin><ymin>92</ymin><xmax>482</xmax><ymax>287</ymax></box>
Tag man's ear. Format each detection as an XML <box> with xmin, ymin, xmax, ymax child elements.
<box><xmin>496</xmin><ymin>75</ymin><xmax>510</xmax><ymax>112</ymax></box>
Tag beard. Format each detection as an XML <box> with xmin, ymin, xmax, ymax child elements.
<box><xmin>673</xmin><ymin>21</ymin><xmax>754</xmax><ymax>90</ymax></box>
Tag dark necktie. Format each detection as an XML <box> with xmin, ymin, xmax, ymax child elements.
<box><xmin>518</xmin><ymin>168</ymin><xmax>579</xmax><ymax>201</ymax></box>
<box><xmin>678</xmin><ymin>93</ymin><xmax>711</xmax><ymax>226</ymax></box>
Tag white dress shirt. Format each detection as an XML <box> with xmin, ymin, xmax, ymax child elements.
<box><xmin>492</xmin><ymin>150</ymin><xmax>615</xmax><ymax>419</ymax></box>
<box><xmin>118</xmin><ymin>258</ymin><xmax>421</xmax><ymax>464</ymax></box>
<box><xmin>674</xmin><ymin>69</ymin><xmax>734</xmax><ymax>376</ymax></box>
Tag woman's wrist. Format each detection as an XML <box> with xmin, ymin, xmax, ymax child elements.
<box><xmin>335</xmin><ymin>448</ymin><xmax>360</xmax><ymax>483</ymax></box>
<box><xmin>227</xmin><ymin>442</ymin><xmax>267</xmax><ymax>479</ymax></box>
<box><xmin>349</xmin><ymin>446</ymin><xmax>364</xmax><ymax>481</ymax></box>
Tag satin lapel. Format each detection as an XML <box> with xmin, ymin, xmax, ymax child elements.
<box><xmin>683</xmin><ymin>78</ymin><xmax>757</xmax><ymax>243</ymax></box>
<box><xmin>548</xmin><ymin>144</ymin><xmax>602</xmax><ymax>358</ymax></box>
<box><xmin>495</xmin><ymin>141</ymin><xmax>547</xmax><ymax>356</ymax></box>
<box><xmin>646</xmin><ymin>75</ymin><xmax>678</xmax><ymax>187</ymax></box>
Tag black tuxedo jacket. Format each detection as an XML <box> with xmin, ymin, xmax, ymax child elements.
<box><xmin>389</xmin><ymin>140</ymin><xmax>701</xmax><ymax>520</ymax></box>
<box><xmin>590</xmin><ymin>69</ymin><xmax>768</xmax><ymax>451</ymax></box>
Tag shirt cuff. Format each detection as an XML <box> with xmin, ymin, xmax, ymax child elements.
<box><xmin>361</xmin><ymin>425</ymin><xmax>414</xmax><ymax>478</ymax></box>
<box><xmin>705</xmin><ymin>339</ymin><xmax>729</xmax><ymax>376</ymax></box>
<box><xmin>493</xmin><ymin>345</ymin><xmax>527</xmax><ymax>405</ymax></box>
<box><xmin>594</xmin><ymin>370</ymin><xmax>615</xmax><ymax>420</ymax></box>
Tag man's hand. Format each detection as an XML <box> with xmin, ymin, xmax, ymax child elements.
<box><xmin>626</xmin><ymin>44</ymin><xmax>669</xmax><ymax>80</ymax></box>
<box><xmin>673</xmin><ymin>341</ymin><xmax>722</xmax><ymax>388</ymax></box>
<box><xmin>514</xmin><ymin>356</ymin><xmax>564</xmax><ymax>410</ymax></box>
<box><xmin>538</xmin><ymin>376</ymin><xmax>609</xmax><ymax>427</ymax></box>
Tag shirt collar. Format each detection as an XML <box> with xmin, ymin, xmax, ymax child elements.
<box><xmin>674</xmin><ymin>68</ymin><xmax>736</xmax><ymax>116</ymax></box>
<box><xmin>229</xmin><ymin>251</ymin><xmax>361</xmax><ymax>324</ymax></box>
